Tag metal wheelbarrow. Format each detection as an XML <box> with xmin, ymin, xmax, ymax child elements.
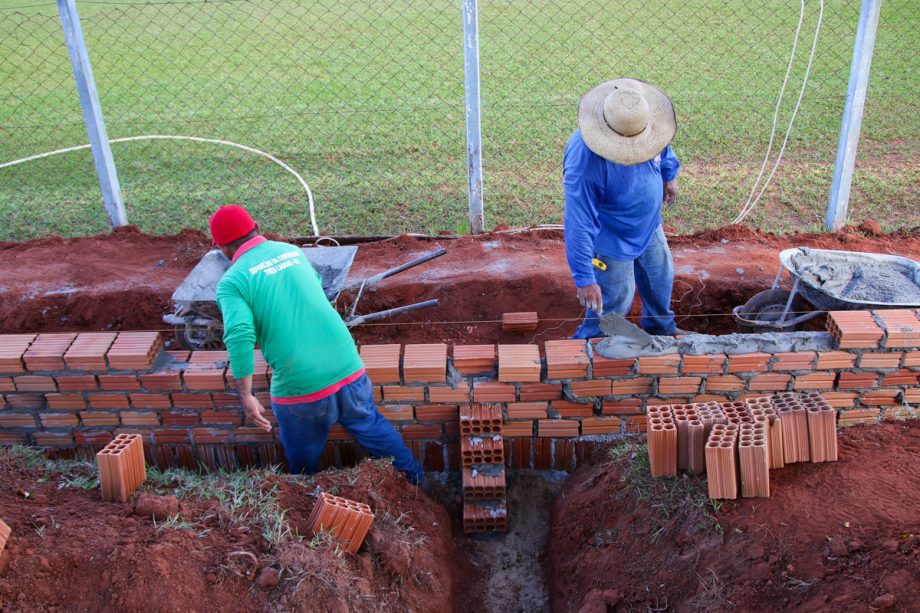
<box><xmin>733</xmin><ymin>247</ymin><xmax>920</xmax><ymax>332</ymax></box>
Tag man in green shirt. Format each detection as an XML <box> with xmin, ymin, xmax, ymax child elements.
<box><xmin>209</xmin><ymin>204</ymin><xmax>423</xmax><ymax>483</ymax></box>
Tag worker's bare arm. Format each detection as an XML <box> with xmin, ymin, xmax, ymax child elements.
<box><xmin>235</xmin><ymin>374</ymin><xmax>272</xmax><ymax>432</ymax></box>
<box><xmin>576</xmin><ymin>283</ymin><xmax>604</xmax><ymax>314</ymax></box>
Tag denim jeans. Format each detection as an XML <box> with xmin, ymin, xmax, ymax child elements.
<box><xmin>271</xmin><ymin>373</ymin><xmax>424</xmax><ymax>483</ymax></box>
<box><xmin>574</xmin><ymin>225</ymin><xmax>677</xmax><ymax>338</ymax></box>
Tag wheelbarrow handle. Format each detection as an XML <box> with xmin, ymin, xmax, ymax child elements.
<box><xmin>346</xmin><ymin>299</ymin><xmax>440</xmax><ymax>327</ymax></box>
<box><xmin>365</xmin><ymin>248</ymin><xmax>447</xmax><ymax>284</ymax></box>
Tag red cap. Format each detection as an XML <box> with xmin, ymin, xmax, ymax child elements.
<box><xmin>209</xmin><ymin>204</ymin><xmax>256</xmax><ymax>246</ymax></box>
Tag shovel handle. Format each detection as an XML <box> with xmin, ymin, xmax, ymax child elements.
<box><xmin>366</xmin><ymin>248</ymin><xmax>447</xmax><ymax>284</ymax></box>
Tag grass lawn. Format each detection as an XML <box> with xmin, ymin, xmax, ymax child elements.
<box><xmin>0</xmin><ymin>0</ymin><xmax>917</xmax><ymax>240</ymax></box>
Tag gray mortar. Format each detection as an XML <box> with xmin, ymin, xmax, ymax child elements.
<box><xmin>595</xmin><ymin>312</ymin><xmax>834</xmax><ymax>359</ymax></box>
<box><xmin>788</xmin><ymin>247</ymin><xmax>920</xmax><ymax>304</ymax></box>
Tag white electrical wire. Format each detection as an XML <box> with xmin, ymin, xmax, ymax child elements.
<box><xmin>732</xmin><ymin>0</ymin><xmax>824</xmax><ymax>225</ymax></box>
<box><xmin>0</xmin><ymin>134</ymin><xmax>320</xmax><ymax>236</ymax></box>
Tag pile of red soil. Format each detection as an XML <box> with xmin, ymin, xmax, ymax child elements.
<box><xmin>0</xmin><ymin>224</ymin><xmax>918</xmax><ymax>343</ymax></box>
<box><xmin>0</xmin><ymin>457</ymin><xmax>456</xmax><ymax>612</ymax></box>
<box><xmin>546</xmin><ymin>420</ymin><xmax>920</xmax><ymax>612</ymax></box>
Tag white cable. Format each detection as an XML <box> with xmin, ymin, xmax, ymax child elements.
<box><xmin>733</xmin><ymin>0</ymin><xmax>824</xmax><ymax>225</ymax></box>
<box><xmin>0</xmin><ymin>134</ymin><xmax>320</xmax><ymax>236</ymax></box>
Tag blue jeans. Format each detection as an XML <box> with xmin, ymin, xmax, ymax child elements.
<box><xmin>271</xmin><ymin>373</ymin><xmax>424</xmax><ymax>483</ymax></box>
<box><xmin>574</xmin><ymin>225</ymin><xmax>677</xmax><ymax>338</ymax></box>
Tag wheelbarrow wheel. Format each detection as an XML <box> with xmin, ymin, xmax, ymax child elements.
<box><xmin>734</xmin><ymin>289</ymin><xmax>809</xmax><ymax>333</ymax></box>
<box><xmin>175</xmin><ymin>323</ymin><xmax>225</xmax><ymax>351</ymax></box>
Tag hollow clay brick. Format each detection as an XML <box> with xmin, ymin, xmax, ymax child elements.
<box><xmin>170</xmin><ymin>393</ymin><xmax>213</xmax><ymax>410</ymax></box>
<box><xmin>428</xmin><ymin>383</ymin><xmax>471</xmax><ymax>403</ymax></box>
<box><xmin>460</xmin><ymin>434</ymin><xmax>504</xmax><ymax>465</ymax></box>
<box><xmin>857</xmin><ymin>352</ymin><xmax>904</xmax><ymax>370</ymax></box>
<box><xmin>40</xmin><ymin>413</ymin><xmax>79</xmax><ymax>428</ymax></box>
<box><xmin>793</xmin><ymin>372</ymin><xmax>836</xmax><ymax>390</ymax></box>
<box><xmin>462</xmin><ymin>464</ymin><xmax>506</xmax><ymax>499</ymax></box>
<box><xmin>624</xmin><ymin>414</ymin><xmax>648</xmax><ymax>433</ymax></box>
<box><xmin>98</xmin><ymin>374</ymin><xmax>141</xmax><ymax>391</ymax></box>
<box><xmin>473</xmin><ymin>381</ymin><xmax>516</xmax><ymax>402</ymax></box>
<box><xmin>681</xmin><ymin>354</ymin><xmax>726</xmax><ymax>374</ymax></box>
<box><xmin>537</xmin><ymin>419</ymin><xmax>579</xmax><ymax>438</ymax></box>
<box><xmin>827</xmin><ymin>311</ymin><xmax>883</xmax><ymax>349</ymax></box>
<box><xmin>748</xmin><ymin>373</ymin><xmax>791</xmax><ymax>392</ymax></box>
<box><xmin>836</xmin><ymin>372</ymin><xmax>880</xmax><ymax>389</ymax></box>
<box><xmin>414</xmin><ymin>404</ymin><xmax>459</xmax><ymax>422</ymax></box>
<box><xmin>502</xmin><ymin>420</ymin><xmax>535</xmax><ymax>438</ymax></box>
<box><xmin>601</xmin><ymin>398</ymin><xmax>643</xmax><ymax>415</ymax></box>
<box><xmin>568</xmin><ymin>379</ymin><xmax>612</xmax><ymax>398</ymax></box>
<box><xmin>882</xmin><ymin>369</ymin><xmax>920</xmax><ymax>386</ymax></box>
<box><xmin>772</xmin><ymin>393</ymin><xmax>810</xmax><ymax>463</ymax></box>
<box><xmin>859</xmin><ymin>390</ymin><xmax>900</xmax><ymax>406</ymax></box>
<box><xmin>610</xmin><ymin>378</ymin><xmax>653</xmax><ymax>395</ymax></box>
<box><xmin>552</xmin><ymin>400</ymin><xmax>593</xmax><ymax>418</ymax></box>
<box><xmin>358</xmin><ymin>344</ymin><xmax>401</xmax><ymax>384</ymax></box>
<box><xmin>658</xmin><ymin>376</ymin><xmax>702</xmax><ymax>395</ymax></box>
<box><xmin>501</xmin><ymin>312</ymin><xmax>538</xmax><ymax>334</ymax></box>
<box><xmin>497</xmin><ymin>344</ymin><xmax>542</xmax><ymax>382</ymax></box>
<box><xmin>88</xmin><ymin>394</ymin><xmax>130</xmax><ymax>409</ymax></box>
<box><xmin>544</xmin><ymin>340</ymin><xmax>589</xmax><ymax>379</ymax></box>
<box><xmin>46</xmin><ymin>393</ymin><xmax>86</xmax><ymax>410</ymax></box>
<box><xmin>462</xmin><ymin>501</ymin><xmax>507</xmax><ymax>534</ymax></box>
<box><xmin>129</xmin><ymin>393</ymin><xmax>173</xmax><ymax>410</ymax></box>
<box><xmin>506</xmin><ymin>402</ymin><xmax>548</xmax><ymax>419</ymax></box>
<box><xmin>23</xmin><ymin>333</ymin><xmax>77</xmax><ymax>371</ymax></box>
<box><xmin>106</xmin><ymin>332</ymin><xmax>163</xmax><ymax>371</ymax></box>
<box><xmin>56</xmin><ymin>374</ymin><xmax>98</xmax><ymax>392</ymax></box>
<box><xmin>638</xmin><ymin>354</ymin><xmax>680</xmax><ymax>375</ymax></box>
<box><xmin>875</xmin><ymin>309</ymin><xmax>920</xmax><ymax>348</ymax></box>
<box><xmin>592</xmin><ymin>354</ymin><xmax>635</xmax><ymax>377</ymax></box>
<box><xmin>737</xmin><ymin>422</ymin><xmax>770</xmax><ymax>498</ymax></box>
<box><xmin>814</xmin><ymin>350</ymin><xmax>858</xmax><ymax>370</ymax></box>
<box><xmin>14</xmin><ymin>375</ymin><xmax>56</xmax><ymax>392</ymax></box>
<box><xmin>647</xmin><ymin>408</ymin><xmax>677</xmax><ymax>477</ymax></box>
<box><xmin>705</xmin><ymin>423</ymin><xmax>739</xmax><ymax>499</ymax></box>
<box><xmin>802</xmin><ymin>392</ymin><xmax>837</xmax><ymax>462</ymax></box>
<box><xmin>97</xmin><ymin>433</ymin><xmax>146</xmax><ymax>503</ymax></box>
<box><xmin>580</xmin><ymin>416</ymin><xmax>620</xmax><ymax>435</ymax></box>
<box><xmin>120</xmin><ymin>411</ymin><xmax>161</xmax><ymax>426</ymax></box>
<box><xmin>403</xmin><ymin>344</ymin><xmax>447</xmax><ymax>383</ymax></box>
<box><xmin>307</xmin><ymin>492</ymin><xmax>375</xmax><ymax>553</ymax></box>
<box><xmin>0</xmin><ymin>334</ymin><xmax>35</xmax><ymax>373</ymax></box>
<box><xmin>771</xmin><ymin>351</ymin><xmax>816</xmax><ymax>371</ymax></box>
<box><xmin>518</xmin><ymin>383</ymin><xmax>563</xmax><ymax>401</ymax></box>
<box><xmin>452</xmin><ymin>345</ymin><xmax>496</xmax><ymax>374</ymax></box>
<box><xmin>726</xmin><ymin>352</ymin><xmax>771</xmax><ymax>373</ymax></box>
<box><xmin>64</xmin><ymin>332</ymin><xmax>117</xmax><ymax>371</ymax></box>
<box><xmin>0</xmin><ymin>518</ymin><xmax>12</xmax><ymax>555</ymax></box>
<box><xmin>838</xmin><ymin>408</ymin><xmax>881</xmax><ymax>426</ymax></box>
<box><xmin>381</xmin><ymin>386</ymin><xmax>425</xmax><ymax>402</ymax></box>
<box><xmin>705</xmin><ymin>375</ymin><xmax>746</xmax><ymax>392</ymax></box>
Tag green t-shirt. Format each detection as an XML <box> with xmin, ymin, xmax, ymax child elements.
<box><xmin>216</xmin><ymin>239</ymin><xmax>363</xmax><ymax>398</ymax></box>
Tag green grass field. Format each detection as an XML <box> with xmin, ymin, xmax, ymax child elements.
<box><xmin>0</xmin><ymin>0</ymin><xmax>917</xmax><ymax>241</ymax></box>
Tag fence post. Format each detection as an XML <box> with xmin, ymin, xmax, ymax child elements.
<box><xmin>825</xmin><ymin>0</ymin><xmax>881</xmax><ymax>231</ymax></box>
<box><xmin>461</xmin><ymin>0</ymin><xmax>484</xmax><ymax>234</ymax></box>
<box><xmin>57</xmin><ymin>0</ymin><xmax>127</xmax><ymax>227</ymax></box>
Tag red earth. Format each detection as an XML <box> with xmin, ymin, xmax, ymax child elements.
<box><xmin>0</xmin><ymin>457</ymin><xmax>457</xmax><ymax>612</ymax></box>
<box><xmin>546</xmin><ymin>419</ymin><xmax>920</xmax><ymax>612</ymax></box>
<box><xmin>1</xmin><ymin>223</ymin><xmax>918</xmax><ymax>344</ymax></box>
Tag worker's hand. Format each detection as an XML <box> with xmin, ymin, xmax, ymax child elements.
<box><xmin>663</xmin><ymin>178</ymin><xmax>679</xmax><ymax>207</ymax></box>
<box><xmin>241</xmin><ymin>393</ymin><xmax>272</xmax><ymax>432</ymax></box>
<box><xmin>576</xmin><ymin>284</ymin><xmax>604</xmax><ymax>314</ymax></box>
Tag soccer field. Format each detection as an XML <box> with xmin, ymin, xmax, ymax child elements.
<box><xmin>0</xmin><ymin>0</ymin><xmax>917</xmax><ymax>240</ymax></box>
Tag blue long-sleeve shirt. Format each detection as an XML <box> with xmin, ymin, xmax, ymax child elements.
<box><xmin>563</xmin><ymin>129</ymin><xmax>680</xmax><ymax>288</ymax></box>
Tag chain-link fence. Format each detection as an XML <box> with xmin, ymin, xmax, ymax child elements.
<box><xmin>0</xmin><ymin>0</ymin><xmax>917</xmax><ymax>241</ymax></box>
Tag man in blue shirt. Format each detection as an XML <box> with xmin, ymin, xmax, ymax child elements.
<box><xmin>563</xmin><ymin>78</ymin><xmax>683</xmax><ymax>338</ymax></box>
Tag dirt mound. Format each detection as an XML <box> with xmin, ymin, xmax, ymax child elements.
<box><xmin>546</xmin><ymin>420</ymin><xmax>920</xmax><ymax>612</ymax></box>
<box><xmin>1</xmin><ymin>224</ymin><xmax>919</xmax><ymax>343</ymax></box>
<box><xmin>0</xmin><ymin>453</ymin><xmax>456</xmax><ymax>612</ymax></box>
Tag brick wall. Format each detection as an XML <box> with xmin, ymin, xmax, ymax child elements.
<box><xmin>1</xmin><ymin>309</ymin><xmax>918</xmax><ymax>472</ymax></box>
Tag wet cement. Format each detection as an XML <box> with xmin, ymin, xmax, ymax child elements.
<box><xmin>789</xmin><ymin>247</ymin><xmax>920</xmax><ymax>305</ymax></box>
<box><xmin>594</xmin><ymin>313</ymin><xmax>834</xmax><ymax>359</ymax></box>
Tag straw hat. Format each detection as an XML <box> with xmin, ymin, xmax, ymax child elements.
<box><xmin>577</xmin><ymin>78</ymin><xmax>676</xmax><ymax>165</ymax></box>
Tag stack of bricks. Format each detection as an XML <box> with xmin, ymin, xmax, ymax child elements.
<box><xmin>647</xmin><ymin>405</ymin><xmax>677</xmax><ymax>477</ymax></box>
<box><xmin>460</xmin><ymin>403</ymin><xmax>507</xmax><ymax>533</ymax></box>
<box><xmin>307</xmin><ymin>491</ymin><xmax>375</xmax><ymax>553</ymax></box>
<box><xmin>501</xmin><ymin>312</ymin><xmax>539</xmax><ymax>334</ymax></box>
<box><xmin>653</xmin><ymin>392</ymin><xmax>840</xmax><ymax>500</ymax></box>
<box><xmin>97</xmin><ymin>433</ymin><xmax>146</xmax><ymax>502</ymax></box>
<box><xmin>0</xmin><ymin>307</ymin><xmax>917</xmax><ymax>474</ymax></box>
<box><xmin>0</xmin><ymin>518</ymin><xmax>10</xmax><ymax>555</ymax></box>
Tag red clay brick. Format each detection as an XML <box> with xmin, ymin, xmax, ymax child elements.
<box><xmin>129</xmin><ymin>393</ymin><xmax>172</xmax><ymax>410</ymax></box>
<box><xmin>793</xmin><ymin>372</ymin><xmax>836</xmax><ymax>390</ymax></box>
<box><xmin>0</xmin><ymin>432</ymin><xmax>28</xmax><ymax>445</ymax></box>
<box><xmin>23</xmin><ymin>333</ymin><xmax>76</xmax><ymax>371</ymax></box>
<box><xmin>403</xmin><ymin>344</ymin><xmax>447</xmax><ymax>383</ymax></box>
<box><xmin>0</xmin><ymin>334</ymin><xmax>35</xmax><ymax>373</ymax></box>
<box><xmin>748</xmin><ymin>373</ymin><xmax>791</xmax><ymax>391</ymax></box>
<box><xmin>538</xmin><ymin>419</ymin><xmax>579</xmax><ymax>437</ymax></box>
<box><xmin>657</xmin><ymin>376</ymin><xmax>702</xmax><ymax>395</ymax></box>
<box><xmin>161</xmin><ymin>410</ymin><xmax>201</xmax><ymax>426</ymax></box>
<box><xmin>502</xmin><ymin>420</ymin><xmax>535</xmax><ymax>438</ymax></box>
<box><xmin>857</xmin><ymin>352</ymin><xmax>904</xmax><ymax>370</ymax></box>
<box><xmin>859</xmin><ymin>390</ymin><xmax>900</xmax><ymax>407</ymax></box>
<box><xmin>518</xmin><ymin>383</ymin><xmax>563</xmax><ymax>401</ymax></box>
<box><xmin>80</xmin><ymin>411</ymin><xmax>121</xmax><ymax>427</ymax></box>
<box><xmin>428</xmin><ymin>383</ymin><xmax>470</xmax><ymax>403</ymax></box>
<box><xmin>705</xmin><ymin>375</ymin><xmax>746</xmax><ymax>392</ymax></box>
<box><xmin>200</xmin><ymin>410</ymin><xmax>242</xmax><ymax>425</ymax></box>
<box><xmin>46</xmin><ymin>393</ymin><xmax>86</xmax><ymax>410</ymax></box>
<box><xmin>233</xmin><ymin>427</ymin><xmax>274</xmax><ymax>443</ymax></box>
<box><xmin>544</xmin><ymin>340</ymin><xmax>589</xmax><ymax>379</ymax></box>
<box><xmin>903</xmin><ymin>388</ymin><xmax>920</xmax><ymax>405</ymax></box>
<box><xmin>882</xmin><ymin>369</ymin><xmax>920</xmax><ymax>386</ymax></box>
<box><xmin>553</xmin><ymin>400</ymin><xmax>593</xmax><ymax>418</ymax></box>
<box><xmin>359</xmin><ymin>344</ymin><xmax>401</xmax><ymax>384</ymax></box>
<box><xmin>414</xmin><ymin>404</ymin><xmax>459</xmax><ymax>422</ymax></box>
<box><xmin>691</xmin><ymin>394</ymin><xmax>730</xmax><ymax>404</ymax></box>
<box><xmin>821</xmin><ymin>391</ymin><xmax>857</xmax><ymax>408</ymax></box>
<box><xmin>120</xmin><ymin>411</ymin><xmax>161</xmax><ymax>426</ymax></box>
<box><xmin>904</xmin><ymin>351</ymin><xmax>920</xmax><ymax>368</ymax></box>
<box><xmin>502</xmin><ymin>311</ymin><xmax>538</xmax><ymax>333</ymax></box>
<box><xmin>681</xmin><ymin>354</ymin><xmax>726</xmax><ymax>374</ymax></box>
<box><xmin>106</xmin><ymin>332</ymin><xmax>163</xmax><ymax>370</ymax></box>
<box><xmin>170</xmin><ymin>393</ymin><xmax>213</xmax><ymax>409</ymax></box>
<box><xmin>875</xmin><ymin>309</ymin><xmax>920</xmax><ymax>348</ymax></box>
<box><xmin>401</xmin><ymin>424</ymin><xmax>443</xmax><ymax>440</ymax></box>
<box><xmin>498</xmin><ymin>344</ymin><xmax>542</xmax><ymax>382</ymax></box>
<box><xmin>56</xmin><ymin>374</ymin><xmax>98</xmax><ymax>392</ymax></box>
<box><xmin>771</xmin><ymin>351</ymin><xmax>817</xmax><ymax>371</ymax></box>
<box><xmin>473</xmin><ymin>381</ymin><xmax>516</xmax><ymax>402</ymax></box>
<box><xmin>74</xmin><ymin>431</ymin><xmax>114</xmax><ymax>445</ymax></box>
<box><xmin>837</xmin><ymin>372</ymin><xmax>880</xmax><ymax>389</ymax></box>
<box><xmin>0</xmin><ymin>377</ymin><xmax>13</xmax><ymax>393</ymax></box>
<box><xmin>211</xmin><ymin>393</ymin><xmax>241</xmax><ymax>408</ymax></box>
<box><xmin>382</xmin><ymin>386</ymin><xmax>425</xmax><ymax>402</ymax></box>
<box><xmin>601</xmin><ymin>398</ymin><xmax>643</xmax><ymax>415</ymax></box>
<box><xmin>592</xmin><ymin>355</ymin><xmax>635</xmax><ymax>377</ymax></box>
<box><xmin>624</xmin><ymin>415</ymin><xmax>648</xmax><ymax>433</ymax></box>
<box><xmin>452</xmin><ymin>345</ymin><xmax>496</xmax><ymax>374</ymax></box>
<box><xmin>191</xmin><ymin>428</ymin><xmax>232</xmax><ymax>444</ymax></box>
<box><xmin>507</xmin><ymin>402</ymin><xmax>548</xmax><ymax>419</ymax></box>
<box><xmin>581</xmin><ymin>416</ymin><xmax>620</xmax><ymax>435</ymax></box>
<box><xmin>33</xmin><ymin>431</ymin><xmax>75</xmax><ymax>447</ymax></box>
<box><xmin>568</xmin><ymin>379</ymin><xmax>612</xmax><ymax>398</ymax></box>
<box><xmin>3</xmin><ymin>394</ymin><xmax>44</xmax><ymax>409</ymax></box>
<box><xmin>39</xmin><ymin>412</ymin><xmax>79</xmax><ymax>428</ymax></box>
<box><xmin>827</xmin><ymin>311</ymin><xmax>883</xmax><ymax>349</ymax></box>
<box><xmin>815</xmin><ymin>350</ymin><xmax>858</xmax><ymax>369</ymax></box>
<box><xmin>63</xmin><ymin>332</ymin><xmax>116</xmax><ymax>370</ymax></box>
<box><xmin>88</xmin><ymin>394</ymin><xmax>130</xmax><ymax>409</ymax></box>
<box><xmin>0</xmin><ymin>413</ymin><xmax>37</xmax><ymax>428</ymax></box>
<box><xmin>379</xmin><ymin>405</ymin><xmax>414</xmax><ymax>422</ymax></box>
<box><xmin>610</xmin><ymin>378</ymin><xmax>653</xmax><ymax>395</ymax></box>
<box><xmin>98</xmin><ymin>374</ymin><xmax>140</xmax><ymax>391</ymax></box>
<box><xmin>726</xmin><ymin>352</ymin><xmax>771</xmax><ymax>373</ymax></box>
<box><xmin>13</xmin><ymin>375</ymin><xmax>56</xmax><ymax>392</ymax></box>
<box><xmin>638</xmin><ymin>354</ymin><xmax>680</xmax><ymax>375</ymax></box>
<box><xmin>152</xmin><ymin>429</ymin><xmax>193</xmax><ymax>444</ymax></box>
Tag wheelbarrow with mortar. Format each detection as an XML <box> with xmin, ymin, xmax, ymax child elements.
<box><xmin>164</xmin><ymin>245</ymin><xmax>447</xmax><ymax>350</ymax></box>
<box><xmin>733</xmin><ymin>247</ymin><xmax>920</xmax><ymax>332</ymax></box>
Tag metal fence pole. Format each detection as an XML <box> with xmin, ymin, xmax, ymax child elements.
<box><xmin>825</xmin><ymin>0</ymin><xmax>881</xmax><ymax>231</ymax></box>
<box><xmin>57</xmin><ymin>0</ymin><xmax>127</xmax><ymax>227</ymax></box>
<box><xmin>462</xmin><ymin>0</ymin><xmax>484</xmax><ymax>234</ymax></box>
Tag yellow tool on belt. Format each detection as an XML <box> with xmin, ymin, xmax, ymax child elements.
<box><xmin>592</xmin><ymin>258</ymin><xmax>607</xmax><ymax>271</ymax></box>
